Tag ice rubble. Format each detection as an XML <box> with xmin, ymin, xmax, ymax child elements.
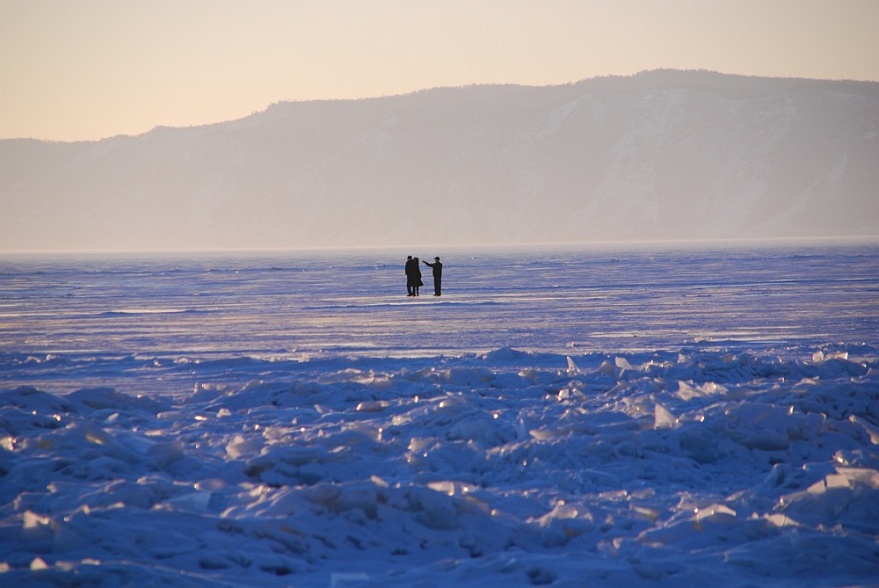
<box><xmin>0</xmin><ymin>345</ymin><xmax>877</xmax><ymax>587</ymax></box>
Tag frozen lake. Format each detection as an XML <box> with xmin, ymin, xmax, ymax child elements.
<box><xmin>3</xmin><ymin>242</ymin><xmax>877</xmax><ymax>378</ymax></box>
<box><xmin>1</xmin><ymin>242</ymin><xmax>878</xmax><ymax>586</ymax></box>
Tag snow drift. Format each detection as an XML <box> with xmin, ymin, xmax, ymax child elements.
<box><xmin>1</xmin><ymin>347</ymin><xmax>877</xmax><ymax>587</ymax></box>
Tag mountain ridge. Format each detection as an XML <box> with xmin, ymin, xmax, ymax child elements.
<box><xmin>2</xmin><ymin>70</ymin><xmax>878</xmax><ymax>252</ymax></box>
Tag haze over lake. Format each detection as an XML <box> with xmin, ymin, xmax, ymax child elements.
<box><xmin>2</xmin><ymin>71</ymin><xmax>877</xmax><ymax>253</ymax></box>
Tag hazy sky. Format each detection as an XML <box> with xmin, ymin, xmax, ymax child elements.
<box><xmin>2</xmin><ymin>0</ymin><xmax>878</xmax><ymax>142</ymax></box>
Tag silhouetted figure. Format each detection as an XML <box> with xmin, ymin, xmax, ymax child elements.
<box><xmin>423</xmin><ymin>256</ymin><xmax>442</xmax><ymax>296</ymax></box>
<box><xmin>412</xmin><ymin>257</ymin><xmax>423</xmax><ymax>296</ymax></box>
<box><xmin>405</xmin><ymin>255</ymin><xmax>417</xmax><ymax>296</ymax></box>
<box><xmin>405</xmin><ymin>255</ymin><xmax>423</xmax><ymax>296</ymax></box>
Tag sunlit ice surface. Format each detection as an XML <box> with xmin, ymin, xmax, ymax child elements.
<box><xmin>3</xmin><ymin>243</ymin><xmax>876</xmax><ymax>371</ymax></box>
<box><xmin>0</xmin><ymin>242</ymin><xmax>877</xmax><ymax>586</ymax></box>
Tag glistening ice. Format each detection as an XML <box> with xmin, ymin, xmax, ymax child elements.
<box><xmin>1</xmin><ymin>244</ymin><xmax>877</xmax><ymax>587</ymax></box>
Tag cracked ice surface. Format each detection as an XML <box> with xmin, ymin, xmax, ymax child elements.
<box><xmin>0</xmin><ymin>244</ymin><xmax>877</xmax><ymax>587</ymax></box>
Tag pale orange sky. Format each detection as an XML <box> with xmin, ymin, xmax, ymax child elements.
<box><xmin>2</xmin><ymin>0</ymin><xmax>878</xmax><ymax>142</ymax></box>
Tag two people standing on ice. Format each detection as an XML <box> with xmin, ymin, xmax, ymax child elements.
<box><xmin>405</xmin><ymin>255</ymin><xmax>442</xmax><ymax>297</ymax></box>
<box><xmin>405</xmin><ymin>256</ymin><xmax>422</xmax><ymax>296</ymax></box>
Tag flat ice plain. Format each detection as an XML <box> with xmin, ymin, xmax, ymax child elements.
<box><xmin>1</xmin><ymin>242</ymin><xmax>878</xmax><ymax>587</ymax></box>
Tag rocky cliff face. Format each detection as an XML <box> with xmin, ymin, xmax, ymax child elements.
<box><xmin>2</xmin><ymin>70</ymin><xmax>878</xmax><ymax>251</ymax></box>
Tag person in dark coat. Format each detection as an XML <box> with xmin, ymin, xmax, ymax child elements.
<box><xmin>423</xmin><ymin>256</ymin><xmax>442</xmax><ymax>296</ymax></box>
<box><xmin>405</xmin><ymin>255</ymin><xmax>417</xmax><ymax>296</ymax></box>
<box><xmin>412</xmin><ymin>257</ymin><xmax>423</xmax><ymax>296</ymax></box>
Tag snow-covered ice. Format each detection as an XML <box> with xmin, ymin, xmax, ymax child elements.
<box><xmin>1</xmin><ymin>243</ymin><xmax>878</xmax><ymax>587</ymax></box>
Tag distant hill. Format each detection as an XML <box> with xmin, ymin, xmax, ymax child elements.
<box><xmin>2</xmin><ymin>70</ymin><xmax>878</xmax><ymax>252</ymax></box>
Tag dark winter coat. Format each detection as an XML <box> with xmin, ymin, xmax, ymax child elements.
<box><xmin>424</xmin><ymin>260</ymin><xmax>442</xmax><ymax>277</ymax></box>
<box><xmin>406</xmin><ymin>258</ymin><xmax>422</xmax><ymax>287</ymax></box>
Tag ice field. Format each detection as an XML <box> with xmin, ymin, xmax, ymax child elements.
<box><xmin>1</xmin><ymin>242</ymin><xmax>878</xmax><ymax>587</ymax></box>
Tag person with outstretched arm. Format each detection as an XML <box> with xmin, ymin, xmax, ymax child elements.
<box><xmin>423</xmin><ymin>256</ymin><xmax>443</xmax><ymax>296</ymax></box>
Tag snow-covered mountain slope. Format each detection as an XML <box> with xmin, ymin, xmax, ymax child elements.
<box><xmin>2</xmin><ymin>70</ymin><xmax>878</xmax><ymax>251</ymax></box>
